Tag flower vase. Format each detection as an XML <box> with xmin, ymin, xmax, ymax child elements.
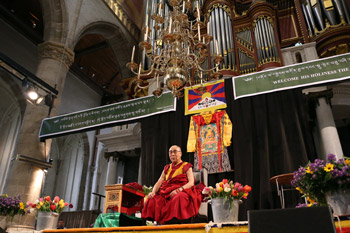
<box><xmin>36</xmin><ymin>212</ymin><xmax>59</xmax><ymax>230</ymax></box>
<box><xmin>0</xmin><ymin>215</ymin><xmax>8</xmax><ymax>230</ymax></box>
<box><xmin>211</xmin><ymin>198</ymin><xmax>240</xmax><ymax>223</ymax></box>
<box><xmin>325</xmin><ymin>191</ymin><xmax>350</xmax><ymax>216</ymax></box>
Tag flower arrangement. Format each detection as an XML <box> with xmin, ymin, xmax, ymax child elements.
<box><xmin>27</xmin><ymin>196</ymin><xmax>73</xmax><ymax>214</ymax></box>
<box><xmin>0</xmin><ymin>194</ymin><xmax>27</xmax><ymax>219</ymax></box>
<box><xmin>291</xmin><ymin>154</ymin><xmax>350</xmax><ymax>205</ymax></box>
<box><xmin>202</xmin><ymin>179</ymin><xmax>252</xmax><ymax>208</ymax></box>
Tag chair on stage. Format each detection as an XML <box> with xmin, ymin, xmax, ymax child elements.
<box><xmin>193</xmin><ymin>168</ymin><xmax>208</xmax><ymax>222</ymax></box>
<box><xmin>270</xmin><ymin>173</ymin><xmax>304</xmax><ymax>208</ymax></box>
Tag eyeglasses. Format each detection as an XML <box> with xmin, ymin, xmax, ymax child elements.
<box><xmin>169</xmin><ymin>150</ymin><xmax>181</xmax><ymax>154</ymax></box>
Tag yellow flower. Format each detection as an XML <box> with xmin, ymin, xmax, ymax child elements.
<box><xmin>36</xmin><ymin>204</ymin><xmax>41</xmax><ymax>209</ymax></box>
<box><xmin>307</xmin><ymin>197</ymin><xmax>315</xmax><ymax>204</ymax></box>
<box><xmin>59</xmin><ymin>202</ymin><xmax>65</xmax><ymax>208</ymax></box>
<box><xmin>345</xmin><ymin>159</ymin><xmax>350</xmax><ymax>165</ymax></box>
<box><xmin>305</xmin><ymin>166</ymin><xmax>313</xmax><ymax>174</ymax></box>
<box><xmin>59</xmin><ymin>199</ymin><xmax>64</xmax><ymax>205</ymax></box>
<box><xmin>296</xmin><ymin>187</ymin><xmax>303</xmax><ymax>194</ymax></box>
<box><xmin>19</xmin><ymin>202</ymin><xmax>24</xmax><ymax>209</ymax></box>
<box><xmin>216</xmin><ymin>187</ymin><xmax>223</xmax><ymax>193</ymax></box>
<box><xmin>324</xmin><ymin>163</ymin><xmax>334</xmax><ymax>172</ymax></box>
<box><xmin>39</xmin><ymin>201</ymin><xmax>44</xmax><ymax>206</ymax></box>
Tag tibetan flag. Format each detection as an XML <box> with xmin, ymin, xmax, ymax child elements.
<box><xmin>185</xmin><ymin>80</ymin><xmax>226</xmax><ymax>115</ymax></box>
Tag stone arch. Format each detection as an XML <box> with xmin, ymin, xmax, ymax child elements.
<box><xmin>73</xmin><ymin>21</ymin><xmax>134</xmax><ymax>79</ymax></box>
<box><xmin>43</xmin><ymin>132</ymin><xmax>90</xmax><ymax>210</ymax></box>
<box><xmin>40</xmin><ymin>0</ymin><xmax>69</xmax><ymax>43</ymax></box>
<box><xmin>0</xmin><ymin>72</ymin><xmax>26</xmax><ymax>192</ymax></box>
<box><xmin>295</xmin><ymin>52</ymin><xmax>303</xmax><ymax>63</ymax></box>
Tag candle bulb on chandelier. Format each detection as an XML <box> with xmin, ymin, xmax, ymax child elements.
<box><xmin>198</xmin><ymin>23</ymin><xmax>201</xmax><ymax>41</ymax></box>
<box><xmin>145</xmin><ymin>14</ymin><xmax>148</xmax><ymax>27</ymax></box>
<box><xmin>144</xmin><ymin>26</ymin><xmax>148</xmax><ymax>41</ymax></box>
<box><xmin>131</xmin><ymin>45</ymin><xmax>135</xmax><ymax>62</ymax></box>
<box><xmin>169</xmin><ymin>18</ymin><xmax>172</xmax><ymax>33</ymax></box>
<box><xmin>158</xmin><ymin>1</ymin><xmax>162</xmax><ymax>15</ymax></box>
<box><xmin>215</xmin><ymin>39</ymin><xmax>219</xmax><ymax>55</ymax></box>
<box><xmin>207</xmin><ymin>22</ymin><xmax>209</xmax><ymax>35</ymax></box>
<box><xmin>137</xmin><ymin>63</ymin><xmax>142</xmax><ymax>78</ymax></box>
<box><xmin>182</xmin><ymin>2</ymin><xmax>185</xmax><ymax>13</ymax></box>
<box><xmin>197</xmin><ymin>1</ymin><xmax>200</xmax><ymax>21</ymax></box>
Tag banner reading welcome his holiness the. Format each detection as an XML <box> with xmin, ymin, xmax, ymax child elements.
<box><xmin>233</xmin><ymin>52</ymin><xmax>350</xmax><ymax>99</ymax></box>
<box><xmin>184</xmin><ymin>80</ymin><xmax>226</xmax><ymax>115</ymax></box>
<box><xmin>39</xmin><ymin>92</ymin><xmax>176</xmax><ymax>140</ymax></box>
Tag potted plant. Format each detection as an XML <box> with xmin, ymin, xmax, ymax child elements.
<box><xmin>28</xmin><ymin>196</ymin><xmax>72</xmax><ymax>230</ymax></box>
<box><xmin>202</xmin><ymin>179</ymin><xmax>252</xmax><ymax>222</ymax></box>
<box><xmin>0</xmin><ymin>194</ymin><xmax>28</xmax><ymax>229</ymax></box>
<box><xmin>291</xmin><ymin>154</ymin><xmax>350</xmax><ymax>215</ymax></box>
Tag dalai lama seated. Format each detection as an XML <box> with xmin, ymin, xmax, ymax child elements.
<box><xmin>142</xmin><ymin>145</ymin><xmax>204</xmax><ymax>224</ymax></box>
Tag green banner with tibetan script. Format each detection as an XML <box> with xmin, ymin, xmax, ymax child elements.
<box><xmin>39</xmin><ymin>92</ymin><xmax>176</xmax><ymax>139</ymax></box>
<box><xmin>233</xmin><ymin>53</ymin><xmax>350</xmax><ymax>99</ymax></box>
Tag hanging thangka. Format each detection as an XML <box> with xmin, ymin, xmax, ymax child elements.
<box><xmin>187</xmin><ymin>109</ymin><xmax>232</xmax><ymax>174</ymax></box>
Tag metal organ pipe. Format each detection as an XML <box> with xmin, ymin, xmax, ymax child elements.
<box><xmin>302</xmin><ymin>3</ymin><xmax>314</xmax><ymax>36</ymax></box>
<box><xmin>320</xmin><ymin>0</ymin><xmax>337</xmax><ymax>25</ymax></box>
<box><xmin>227</xmin><ymin>15</ymin><xmax>235</xmax><ymax>70</ymax></box>
<box><xmin>311</xmin><ymin>0</ymin><xmax>325</xmax><ymax>30</ymax></box>
<box><xmin>214</xmin><ymin>8</ymin><xmax>223</xmax><ymax>69</ymax></box>
<box><xmin>219</xmin><ymin>7</ymin><xmax>228</xmax><ymax>69</ymax></box>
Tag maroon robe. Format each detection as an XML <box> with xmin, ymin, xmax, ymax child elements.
<box><xmin>141</xmin><ymin>162</ymin><xmax>204</xmax><ymax>223</ymax></box>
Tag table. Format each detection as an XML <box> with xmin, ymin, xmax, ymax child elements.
<box><xmin>104</xmin><ymin>184</ymin><xmax>145</xmax><ymax>215</ymax></box>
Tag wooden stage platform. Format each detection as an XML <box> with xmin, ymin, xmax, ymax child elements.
<box><xmin>42</xmin><ymin>221</ymin><xmax>350</xmax><ymax>233</ymax></box>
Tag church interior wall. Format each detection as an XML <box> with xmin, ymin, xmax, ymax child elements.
<box><xmin>0</xmin><ymin>19</ymin><xmax>38</xmax><ymax>75</ymax></box>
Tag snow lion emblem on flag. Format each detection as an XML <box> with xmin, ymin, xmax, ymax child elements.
<box><xmin>185</xmin><ymin>80</ymin><xmax>226</xmax><ymax>115</ymax></box>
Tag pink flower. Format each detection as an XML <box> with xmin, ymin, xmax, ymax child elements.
<box><xmin>39</xmin><ymin>198</ymin><xmax>44</xmax><ymax>202</ymax></box>
<box><xmin>234</xmin><ymin>182</ymin><xmax>242</xmax><ymax>188</ymax></box>
<box><xmin>65</xmin><ymin>202</ymin><xmax>69</xmax><ymax>206</ymax></box>
<box><xmin>54</xmin><ymin>196</ymin><xmax>60</xmax><ymax>203</ymax></box>
<box><xmin>222</xmin><ymin>179</ymin><xmax>228</xmax><ymax>184</ymax></box>
<box><xmin>202</xmin><ymin>187</ymin><xmax>212</xmax><ymax>195</ymax></box>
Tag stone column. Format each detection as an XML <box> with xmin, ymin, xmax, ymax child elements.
<box><xmin>3</xmin><ymin>41</ymin><xmax>74</xmax><ymax>228</ymax></box>
<box><xmin>304</xmin><ymin>87</ymin><xmax>344</xmax><ymax>159</ymax></box>
<box><xmin>106</xmin><ymin>156</ymin><xmax>119</xmax><ymax>185</ymax></box>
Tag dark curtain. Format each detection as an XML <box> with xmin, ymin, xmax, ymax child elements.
<box><xmin>140</xmin><ymin>79</ymin><xmax>316</xmax><ymax>220</ymax></box>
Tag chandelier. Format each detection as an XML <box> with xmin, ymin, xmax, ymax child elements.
<box><xmin>126</xmin><ymin>0</ymin><xmax>223</xmax><ymax>98</ymax></box>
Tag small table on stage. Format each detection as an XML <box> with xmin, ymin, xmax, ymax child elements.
<box><xmin>270</xmin><ymin>173</ymin><xmax>294</xmax><ymax>208</ymax></box>
<box><xmin>104</xmin><ymin>184</ymin><xmax>145</xmax><ymax>215</ymax></box>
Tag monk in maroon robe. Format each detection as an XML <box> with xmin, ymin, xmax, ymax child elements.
<box><xmin>142</xmin><ymin>145</ymin><xmax>203</xmax><ymax>224</ymax></box>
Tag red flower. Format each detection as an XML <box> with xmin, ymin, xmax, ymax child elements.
<box><xmin>45</xmin><ymin>196</ymin><xmax>51</xmax><ymax>202</ymax></box>
<box><xmin>32</xmin><ymin>204</ymin><xmax>36</xmax><ymax>208</ymax></box>
<box><xmin>222</xmin><ymin>179</ymin><xmax>228</xmax><ymax>184</ymax></box>
<box><xmin>69</xmin><ymin>204</ymin><xmax>73</xmax><ymax>208</ymax></box>
<box><xmin>231</xmin><ymin>189</ymin><xmax>238</xmax><ymax>196</ymax></box>
<box><xmin>50</xmin><ymin>205</ymin><xmax>56</xmax><ymax>211</ymax></box>
<box><xmin>243</xmin><ymin>185</ymin><xmax>252</xmax><ymax>193</ymax></box>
